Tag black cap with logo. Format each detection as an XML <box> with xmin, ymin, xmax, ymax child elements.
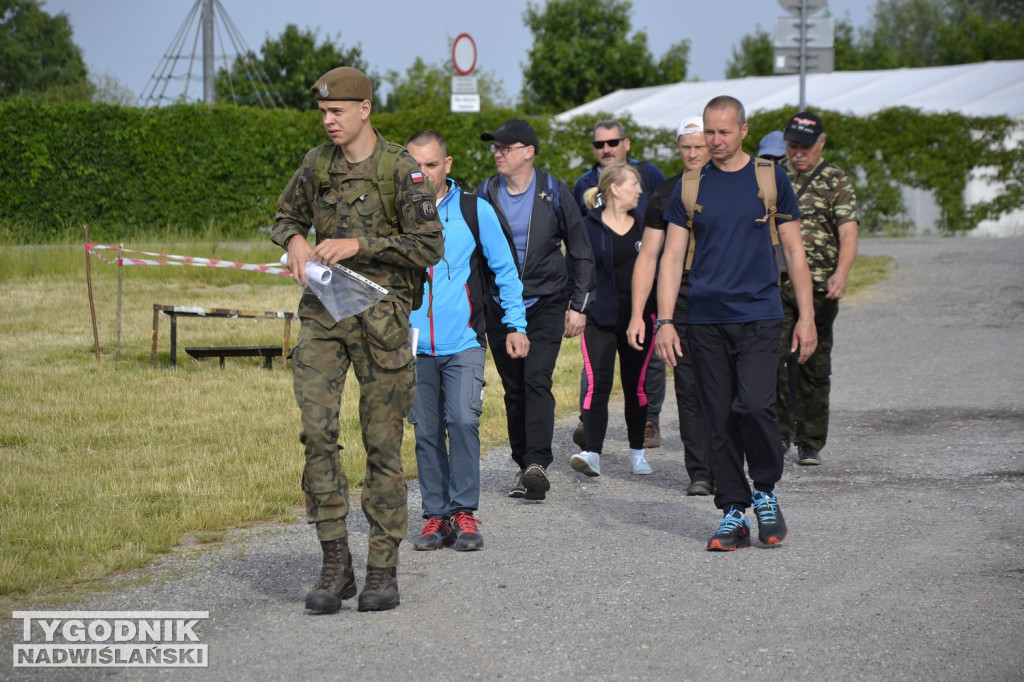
<box><xmin>783</xmin><ymin>111</ymin><xmax>824</xmax><ymax>145</ymax></box>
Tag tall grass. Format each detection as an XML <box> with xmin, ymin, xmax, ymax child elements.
<box><xmin>0</xmin><ymin>240</ymin><xmax>888</xmax><ymax>596</ymax></box>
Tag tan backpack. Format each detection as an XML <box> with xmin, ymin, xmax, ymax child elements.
<box><xmin>680</xmin><ymin>158</ymin><xmax>792</xmax><ymax>271</ymax></box>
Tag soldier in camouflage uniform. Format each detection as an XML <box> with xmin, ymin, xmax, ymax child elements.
<box><xmin>777</xmin><ymin>111</ymin><xmax>859</xmax><ymax>466</ymax></box>
<box><xmin>272</xmin><ymin>67</ymin><xmax>444</xmax><ymax>613</ymax></box>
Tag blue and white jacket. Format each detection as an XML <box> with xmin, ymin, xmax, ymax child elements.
<box><xmin>410</xmin><ymin>180</ymin><xmax>527</xmax><ymax>356</ymax></box>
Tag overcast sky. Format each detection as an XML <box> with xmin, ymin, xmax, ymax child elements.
<box><xmin>44</xmin><ymin>0</ymin><xmax>873</xmax><ymax>106</ymax></box>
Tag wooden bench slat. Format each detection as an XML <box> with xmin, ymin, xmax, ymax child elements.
<box><xmin>185</xmin><ymin>345</ymin><xmax>283</xmax><ymax>369</ymax></box>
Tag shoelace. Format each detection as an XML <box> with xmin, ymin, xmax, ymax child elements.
<box><xmin>753</xmin><ymin>494</ymin><xmax>778</xmax><ymax>523</ymax></box>
<box><xmin>717</xmin><ymin>510</ymin><xmax>746</xmax><ymax>533</ymax></box>
<box><xmin>451</xmin><ymin>512</ymin><xmax>480</xmax><ymax>534</ymax></box>
<box><xmin>364</xmin><ymin>567</ymin><xmax>391</xmax><ymax>590</ymax></box>
<box><xmin>421</xmin><ymin>517</ymin><xmax>447</xmax><ymax>536</ymax></box>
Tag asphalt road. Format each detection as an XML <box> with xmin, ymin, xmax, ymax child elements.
<box><xmin>4</xmin><ymin>237</ymin><xmax>1023</xmax><ymax>681</ymax></box>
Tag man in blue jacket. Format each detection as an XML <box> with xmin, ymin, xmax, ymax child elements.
<box><xmin>406</xmin><ymin>130</ymin><xmax>530</xmax><ymax>551</ymax></box>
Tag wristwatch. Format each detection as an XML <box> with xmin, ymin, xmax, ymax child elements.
<box><xmin>653</xmin><ymin>318</ymin><xmax>674</xmax><ymax>330</ymax></box>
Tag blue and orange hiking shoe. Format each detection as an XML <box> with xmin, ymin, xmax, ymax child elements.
<box><xmin>450</xmin><ymin>511</ymin><xmax>484</xmax><ymax>552</ymax></box>
<box><xmin>751</xmin><ymin>490</ymin><xmax>788</xmax><ymax>545</ymax></box>
<box><xmin>706</xmin><ymin>507</ymin><xmax>751</xmax><ymax>551</ymax></box>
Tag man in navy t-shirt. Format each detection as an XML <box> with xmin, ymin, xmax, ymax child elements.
<box><xmin>654</xmin><ymin>96</ymin><xmax>817</xmax><ymax>552</ymax></box>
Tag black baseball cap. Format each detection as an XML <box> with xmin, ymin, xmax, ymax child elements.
<box><xmin>481</xmin><ymin>119</ymin><xmax>540</xmax><ymax>153</ymax></box>
<box><xmin>783</xmin><ymin>111</ymin><xmax>824</xmax><ymax>145</ymax></box>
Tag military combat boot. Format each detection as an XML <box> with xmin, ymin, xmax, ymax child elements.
<box><xmin>357</xmin><ymin>566</ymin><xmax>400</xmax><ymax>612</ymax></box>
<box><xmin>305</xmin><ymin>537</ymin><xmax>356</xmax><ymax>614</ymax></box>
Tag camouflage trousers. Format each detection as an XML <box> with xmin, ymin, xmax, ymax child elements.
<box><xmin>776</xmin><ymin>282</ymin><xmax>840</xmax><ymax>451</ymax></box>
<box><xmin>291</xmin><ymin>300</ymin><xmax>415</xmax><ymax>568</ymax></box>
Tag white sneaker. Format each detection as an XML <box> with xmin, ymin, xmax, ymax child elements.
<box><xmin>570</xmin><ymin>451</ymin><xmax>600</xmax><ymax>477</ymax></box>
<box><xmin>630</xmin><ymin>449</ymin><xmax>652</xmax><ymax>475</ymax></box>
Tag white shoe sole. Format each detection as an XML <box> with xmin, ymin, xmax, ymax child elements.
<box><xmin>569</xmin><ymin>454</ymin><xmax>600</xmax><ymax>477</ymax></box>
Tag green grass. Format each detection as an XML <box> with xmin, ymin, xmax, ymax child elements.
<box><xmin>0</xmin><ymin>239</ymin><xmax>889</xmax><ymax>597</ymax></box>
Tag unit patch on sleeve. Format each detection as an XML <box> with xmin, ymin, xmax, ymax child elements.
<box><xmin>418</xmin><ymin>200</ymin><xmax>437</xmax><ymax>220</ymax></box>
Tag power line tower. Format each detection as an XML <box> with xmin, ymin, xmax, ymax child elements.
<box><xmin>139</xmin><ymin>0</ymin><xmax>282</xmax><ymax>108</ymax></box>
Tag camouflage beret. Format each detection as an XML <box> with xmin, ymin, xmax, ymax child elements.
<box><xmin>311</xmin><ymin>67</ymin><xmax>373</xmax><ymax>102</ymax></box>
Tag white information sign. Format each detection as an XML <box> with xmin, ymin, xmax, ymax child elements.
<box><xmin>450</xmin><ymin>94</ymin><xmax>480</xmax><ymax>113</ymax></box>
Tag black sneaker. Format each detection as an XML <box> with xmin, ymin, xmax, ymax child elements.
<box><xmin>450</xmin><ymin>511</ymin><xmax>484</xmax><ymax>551</ymax></box>
<box><xmin>706</xmin><ymin>507</ymin><xmax>751</xmax><ymax>551</ymax></box>
<box><xmin>751</xmin><ymin>490</ymin><xmax>788</xmax><ymax>545</ymax></box>
<box><xmin>521</xmin><ymin>463</ymin><xmax>550</xmax><ymax>501</ymax></box>
<box><xmin>572</xmin><ymin>420</ymin><xmax>586</xmax><ymax>449</ymax></box>
<box><xmin>797</xmin><ymin>443</ymin><xmax>822</xmax><ymax>465</ymax></box>
<box><xmin>508</xmin><ymin>470</ymin><xmax>526</xmax><ymax>498</ymax></box>
<box><xmin>685</xmin><ymin>480</ymin><xmax>714</xmax><ymax>496</ymax></box>
<box><xmin>411</xmin><ymin>517</ymin><xmax>453</xmax><ymax>551</ymax></box>
<box><xmin>781</xmin><ymin>437</ymin><xmax>792</xmax><ymax>454</ymax></box>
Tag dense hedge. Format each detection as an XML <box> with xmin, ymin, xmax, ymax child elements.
<box><xmin>1</xmin><ymin>97</ymin><xmax>1020</xmax><ymax>242</ymax></box>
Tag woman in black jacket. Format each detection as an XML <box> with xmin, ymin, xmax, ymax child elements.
<box><xmin>571</xmin><ymin>163</ymin><xmax>656</xmax><ymax>477</ymax></box>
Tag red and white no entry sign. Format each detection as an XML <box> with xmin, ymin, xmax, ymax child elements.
<box><xmin>452</xmin><ymin>33</ymin><xmax>477</xmax><ymax>76</ymax></box>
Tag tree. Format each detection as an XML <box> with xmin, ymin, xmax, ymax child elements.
<box><xmin>725</xmin><ymin>27</ymin><xmax>773</xmax><ymax>78</ymax></box>
<box><xmin>656</xmin><ymin>40</ymin><xmax>692</xmax><ymax>84</ymax></box>
<box><xmin>380</xmin><ymin>57</ymin><xmax>508</xmax><ymax>113</ymax></box>
<box><xmin>215</xmin><ymin>25</ymin><xmax>368</xmax><ymax>109</ymax></box>
<box><xmin>520</xmin><ymin>0</ymin><xmax>687</xmax><ymax>113</ymax></box>
<box><xmin>0</xmin><ymin>0</ymin><xmax>90</xmax><ymax>99</ymax></box>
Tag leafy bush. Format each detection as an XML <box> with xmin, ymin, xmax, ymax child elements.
<box><xmin>1</xmin><ymin>98</ymin><xmax>1020</xmax><ymax>241</ymax></box>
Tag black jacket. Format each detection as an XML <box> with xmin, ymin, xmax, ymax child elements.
<box><xmin>478</xmin><ymin>169</ymin><xmax>595</xmax><ymax>313</ymax></box>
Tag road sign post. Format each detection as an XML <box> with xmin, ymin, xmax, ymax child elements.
<box><xmin>450</xmin><ymin>33</ymin><xmax>479</xmax><ymax>113</ymax></box>
<box><xmin>773</xmin><ymin>0</ymin><xmax>833</xmax><ymax>109</ymax></box>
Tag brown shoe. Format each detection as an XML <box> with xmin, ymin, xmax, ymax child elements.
<box><xmin>358</xmin><ymin>566</ymin><xmax>400</xmax><ymax>612</ymax></box>
<box><xmin>305</xmin><ymin>537</ymin><xmax>356</xmax><ymax>614</ymax></box>
<box><xmin>644</xmin><ymin>421</ymin><xmax>661</xmax><ymax>449</ymax></box>
<box><xmin>521</xmin><ymin>463</ymin><xmax>550</xmax><ymax>501</ymax></box>
<box><xmin>572</xmin><ymin>419</ymin><xmax>586</xmax><ymax>449</ymax></box>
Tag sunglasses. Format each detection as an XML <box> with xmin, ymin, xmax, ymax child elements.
<box><xmin>592</xmin><ymin>138</ymin><xmax>625</xmax><ymax>150</ymax></box>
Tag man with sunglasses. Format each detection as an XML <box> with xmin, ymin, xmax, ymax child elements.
<box><xmin>572</xmin><ymin>120</ymin><xmax>667</xmax><ymax>451</ymax></box>
<box><xmin>573</xmin><ymin>120</ymin><xmax>666</xmax><ymax>220</ymax></box>
<box><xmin>476</xmin><ymin>118</ymin><xmax>596</xmax><ymax>502</ymax></box>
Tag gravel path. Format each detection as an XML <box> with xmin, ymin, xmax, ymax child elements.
<box><xmin>4</xmin><ymin>237</ymin><xmax>1023</xmax><ymax>681</ymax></box>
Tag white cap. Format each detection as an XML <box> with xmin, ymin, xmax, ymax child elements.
<box><xmin>676</xmin><ymin>115</ymin><xmax>703</xmax><ymax>138</ymax></box>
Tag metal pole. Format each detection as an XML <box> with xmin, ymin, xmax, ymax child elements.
<box><xmin>799</xmin><ymin>0</ymin><xmax>807</xmax><ymax>110</ymax></box>
<box><xmin>84</xmin><ymin>225</ymin><xmax>101</xmax><ymax>361</ymax></box>
<box><xmin>202</xmin><ymin>0</ymin><xmax>214</xmax><ymax>106</ymax></box>
<box><xmin>116</xmin><ymin>244</ymin><xmax>123</xmax><ymax>362</ymax></box>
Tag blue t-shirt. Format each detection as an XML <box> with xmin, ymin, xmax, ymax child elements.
<box><xmin>663</xmin><ymin>158</ymin><xmax>800</xmax><ymax>324</ymax></box>
<box><xmin>497</xmin><ymin>171</ymin><xmax>539</xmax><ymax>307</ymax></box>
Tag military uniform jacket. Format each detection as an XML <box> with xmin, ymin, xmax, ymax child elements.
<box><xmin>272</xmin><ymin>132</ymin><xmax>445</xmax><ymax>327</ymax></box>
<box><xmin>784</xmin><ymin>159</ymin><xmax>859</xmax><ymax>291</ymax></box>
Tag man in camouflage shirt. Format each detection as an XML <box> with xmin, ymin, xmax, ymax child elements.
<box><xmin>273</xmin><ymin>67</ymin><xmax>444</xmax><ymax>613</ymax></box>
<box><xmin>777</xmin><ymin>111</ymin><xmax>859</xmax><ymax>466</ymax></box>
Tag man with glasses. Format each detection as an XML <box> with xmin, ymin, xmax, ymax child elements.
<box><xmin>572</xmin><ymin>120</ymin><xmax>667</xmax><ymax>450</ymax></box>
<box><xmin>476</xmin><ymin>118</ymin><xmax>596</xmax><ymax>502</ymax></box>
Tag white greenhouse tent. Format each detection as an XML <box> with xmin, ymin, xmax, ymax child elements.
<box><xmin>556</xmin><ymin>60</ymin><xmax>1024</xmax><ymax>235</ymax></box>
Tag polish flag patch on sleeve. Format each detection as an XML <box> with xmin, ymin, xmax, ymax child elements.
<box><xmin>411</xmin><ymin>172</ymin><xmax>424</xmax><ymax>183</ymax></box>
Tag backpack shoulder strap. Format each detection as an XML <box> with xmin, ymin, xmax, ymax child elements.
<box><xmin>681</xmin><ymin>168</ymin><xmax>702</xmax><ymax>270</ymax></box>
<box><xmin>459</xmin><ymin>189</ymin><xmax>481</xmax><ymax>248</ymax></box>
<box><xmin>377</xmin><ymin>141</ymin><xmax>404</xmax><ymax>230</ymax></box>
<box><xmin>539</xmin><ymin>170</ymin><xmax>566</xmax><ymax>241</ymax></box>
<box><xmin>313</xmin><ymin>143</ymin><xmax>335</xmax><ymax>191</ymax></box>
<box><xmin>753</xmin><ymin>157</ymin><xmax>791</xmax><ymax>247</ymax></box>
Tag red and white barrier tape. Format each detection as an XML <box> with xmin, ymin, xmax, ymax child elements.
<box><xmin>86</xmin><ymin>243</ymin><xmax>290</xmax><ymax>276</ymax></box>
